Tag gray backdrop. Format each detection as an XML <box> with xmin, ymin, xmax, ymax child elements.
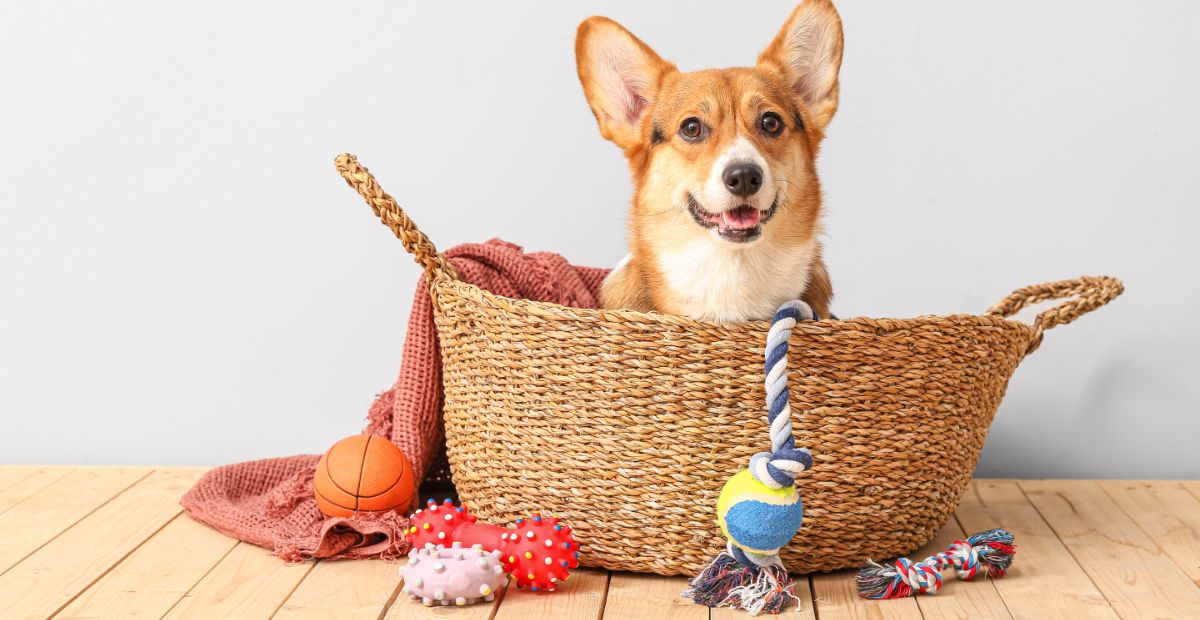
<box><xmin>3</xmin><ymin>1</ymin><xmax>1197</xmax><ymax>477</ymax></box>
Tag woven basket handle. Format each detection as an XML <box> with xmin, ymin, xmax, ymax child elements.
<box><xmin>985</xmin><ymin>276</ymin><xmax>1123</xmax><ymax>354</ymax></box>
<box><xmin>335</xmin><ymin>153</ymin><xmax>459</xmax><ymax>285</ymax></box>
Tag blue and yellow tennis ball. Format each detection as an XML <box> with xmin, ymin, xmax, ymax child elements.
<box><xmin>716</xmin><ymin>470</ymin><xmax>805</xmax><ymax>555</ymax></box>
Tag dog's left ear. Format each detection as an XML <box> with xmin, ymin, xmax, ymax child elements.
<box><xmin>576</xmin><ymin>16</ymin><xmax>676</xmax><ymax>151</ymax></box>
<box><xmin>758</xmin><ymin>0</ymin><xmax>844</xmax><ymax>130</ymax></box>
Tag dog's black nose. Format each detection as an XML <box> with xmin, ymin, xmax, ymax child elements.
<box><xmin>722</xmin><ymin>163</ymin><xmax>763</xmax><ymax>197</ymax></box>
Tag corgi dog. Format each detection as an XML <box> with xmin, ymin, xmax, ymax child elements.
<box><xmin>576</xmin><ymin>0</ymin><xmax>843</xmax><ymax>322</ymax></box>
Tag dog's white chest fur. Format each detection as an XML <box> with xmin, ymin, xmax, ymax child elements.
<box><xmin>654</xmin><ymin>237</ymin><xmax>816</xmax><ymax>323</ymax></box>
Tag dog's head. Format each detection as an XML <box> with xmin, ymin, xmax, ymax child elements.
<box><xmin>576</xmin><ymin>0</ymin><xmax>843</xmax><ymax>247</ymax></box>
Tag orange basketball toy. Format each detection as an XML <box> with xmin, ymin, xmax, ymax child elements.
<box><xmin>314</xmin><ymin>434</ymin><xmax>415</xmax><ymax>518</ymax></box>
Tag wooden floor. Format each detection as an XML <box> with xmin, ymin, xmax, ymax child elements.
<box><xmin>1</xmin><ymin>468</ymin><xmax>1199</xmax><ymax>619</ymax></box>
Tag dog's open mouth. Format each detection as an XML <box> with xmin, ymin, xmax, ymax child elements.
<box><xmin>687</xmin><ymin>194</ymin><xmax>779</xmax><ymax>243</ymax></box>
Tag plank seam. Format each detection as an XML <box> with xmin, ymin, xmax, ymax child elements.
<box><xmin>0</xmin><ymin>469</ymin><xmax>153</xmax><ymax>579</ymax></box>
<box><xmin>0</xmin><ymin>469</ymin><xmax>73</xmax><ymax>518</ymax></box>
<box><xmin>485</xmin><ymin>575</ymin><xmax>511</xmax><ymax>620</ymax></box>
<box><xmin>807</xmin><ymin>574</ymin><xmax>819</xmax><ymax>620</ymax></box>
<box><xmin>1182</xmin><ymin>482</ymin><xmax>1200</xmax><ymax>505</ymax></box>
<box><xmin>374</xmin><ymin>562</ymin><xmax>406</xmax><ymax>620</ymax></box>
<box><xmin>158</xmin><ymin>538</ymin><xmax>244</xmax><ymax>619</ymax></box>
<box><xmin>952</xmin><ymin>510</ymin><xmax>1016</xmax><ymax>619</ymax></box>
<box><xmin>1096</xmin><ymin>481</ymin><xmax>1200</xmax><ymax>592</ymax></box>
<box><xmin>593</xmin><ymin>571</ymin><xmax>611</xmax><ymax>620</ymax></box>
<box><xmin>266</xmin><ymin>560</ymin><xmax>318</xmax><ymax>618</ymax></box>
<box><xmin>1014</xmin><ymin>481</ymin><xmax>1127</xmax><ymax>613</ymax></box>
<box><xmin>47</xmin><ymin>507</ymin><xmax>185</xmax><ymax>619</ymax></box>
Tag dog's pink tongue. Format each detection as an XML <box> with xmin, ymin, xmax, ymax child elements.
<box><xmin>721</xmin><ymin>205</ymin><xmax>761</xmax><ymax>229</ymax></box>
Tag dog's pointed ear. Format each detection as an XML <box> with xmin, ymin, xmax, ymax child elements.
<box><xmin>576</xmin><ymin>16</ymin><xmax>675</xmax><ymax>150</ymax></box>
<box><xmin>758</xmin><ymin>0</ymin><xmax>844</xmax><ymax>130</ymax></box>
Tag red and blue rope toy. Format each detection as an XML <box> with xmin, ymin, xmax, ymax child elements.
<box><xmin>856</xmin><ymin>528</ymin><xmax>1016</xmax><ymax>599</ymax></box>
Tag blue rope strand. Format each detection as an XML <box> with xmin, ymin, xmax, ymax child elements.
<box><xmin>748</xmin><ymin>300</ymin><xmax>816</xmax><ymax>490</ymax></box>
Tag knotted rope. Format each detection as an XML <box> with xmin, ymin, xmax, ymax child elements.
<box><xmin>684</xmin><ymin>300</ymin><xmax>820</xmax><ymax>616</ymax></box>
<box><xmin>856</xmin><ymin>528</ymin><xmax>1016</xmax><ymax>599</ymax></box>
<box><xmin>750</xmin><ymin>300</ymin><xmax>816</xmax><ymax>489</ymax></box>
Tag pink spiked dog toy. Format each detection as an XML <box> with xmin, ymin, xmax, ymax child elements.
<box><xmin>399</xmin><ymin>542</ymin><xmax>507</xmax><ymax>607</ymax></box>
<box><xmin>404</xmin><ymin>498</ymin><xmax>581</xmax><ymax>592</ymax></box>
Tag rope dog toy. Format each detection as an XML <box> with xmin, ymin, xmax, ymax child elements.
<box><xmin>683</xmin><ymin>300</ymin><xmax>818</xmax><ymax>616</ymax></box>
<box><xmin>856</xmin><ymin>528</ymin><xmax>1016</xmax><ymax>599</ymax></box>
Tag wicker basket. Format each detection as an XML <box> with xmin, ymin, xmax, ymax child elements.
<box><xmin>336</xmin><ymin>154</ymin><xmax>1122</xmax><ymax>576</ymax></box>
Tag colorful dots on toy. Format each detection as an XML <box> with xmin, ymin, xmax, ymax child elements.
<box><xmin>407</xmin><ymin>497</ymin><xmax>485</xmax><ymax>549</ymax></box>
<box><xmin>495</xmin><ymin>511</ymin><xmax>581</xmax><ymax>591</ymax></box>
<box><xmin>404</xmin><ymin>503</ymin><xmax>581</xmax><ymax>593</ymax></box>
<box><xmin>313</xmin><ymin>434</ymin><xmax>416</xmax><ymax>518</ymax></box>
<box><xmin>400</xmin><ymin>544</ymin><xmax>507</xmax><ymax>607</ymax></box>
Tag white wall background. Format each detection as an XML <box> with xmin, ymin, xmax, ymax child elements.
<box><xmin>2</xmin><ymin>1</ymin><xmax>1197</xmax><ymax>477</ymax></box>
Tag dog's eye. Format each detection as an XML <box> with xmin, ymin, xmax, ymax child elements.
<box><xmin>760</xmin><ymin>112</ymin><xmax>784</xmax><ymax>137</ymax></box>
<box><xmin>679</xmin><ymin>117</ymin><xmax>705</xmax><ymax>141</ymax></box>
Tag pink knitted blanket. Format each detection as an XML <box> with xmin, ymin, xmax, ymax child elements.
<box><xmin>182</xmin><ymin>239</ymin><xmax>607</xmax><ymax>561</ymax></box>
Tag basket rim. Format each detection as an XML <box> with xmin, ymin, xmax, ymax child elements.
<box><xmin>336</xmin><ymin>153</ymin><xmax>1119</xmax><ymax>356</ymax></box>
<box><xmin>433</xmin><ymin>279</ymin><xmax>1040</xmax><ymax>339</ymax></box>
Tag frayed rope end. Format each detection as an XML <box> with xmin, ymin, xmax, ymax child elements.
<box><xmin>856</xmin><ymin>528</ymin><xmax>1017</xmax><ymax>599</ymax></box>
<box><xmin>683</xmin><ymin>551</ymin><xmax>801</xmax><ymax>615</ymax></box>
<box><xmin>856</xmin><ymin>558</ymin><xmax>919</xmax><ymax>599</ymax></box>
<box><xmin>966</xmin><ymin>528</ymin><xmax>1016</xmax><ymax>579</ymax></box>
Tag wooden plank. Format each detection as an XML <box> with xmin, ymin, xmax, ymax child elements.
<box><xmin>956</xmin><ymin>480</ymin><xmax>1117</xmax><ymax>620</ymax></box>
<box><xmin>494</xmin><ymin>567</ymin><xmax>608</xmax><ymax>620</ymax></box>
<box><xmin>911</xmin><ymin>519</ymin><xmax>1012</xmax><ymax>619</ymax></box>
<box><xmin>55</xmin><ymin>513</ymin><xmax>239</xmax><ymax>619</ymax></box>
<box><xmin>0</xmin><ymin>468</ymin><xmax>203</xmax><ymax>619</ymax></box>
<box><xmin>1184</xmin><ymin>481</ymin><xmax>1200</xmax><ymax>503</ymax></box>
<box><xmin>0</xmin><ymin>467</ymin><xmax>74</xmax><ymax>516</ymax></box>
<box><xmin>385</xmin><ymin>574</ymin><xmax>506</xmax><ymax>620</ymax></box>
<box><xmin>162</xmin><ymin>542</ymin><xmax>315</xmax><ymax>619</ymax></box>
<box><xmin>1020</xmin><ymin>479</ymin><xmax>1200</xmax><ymax>619</ymax></box>
<box><xmin>603</xmin><ymin>573</ymin><xmax>707</xmax><ymax>620</ymax></box>
<box><xmin>812</xmin><ymin>569</ymin><xmax>923</xmax><ymax>620</ymax></box>
<box><xmin>709</xmin><ymin>574</ymin><xmax>817</xmax><ymax>620</ymax></box>
<box><xmin>275</xmin><ymin>559</ymin><xmax>402</xmax><ymax>619</ymax></box>
<box><xmin>1100</xmin><ymin>480</ymin><xmax>1200</xmax><ymax>586</ymax></box>
<box><xmin>0</xmin><ymin>467</ymin><xmax>150</xmax><ymax>575</ymax></box>
<box><xmin>0</xmin><ymin>466</ymin><xmax>39</xmax><ymax>488</ymax></box>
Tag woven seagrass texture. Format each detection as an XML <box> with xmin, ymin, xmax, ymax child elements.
<box><xmin>336</xmin><ymin>153</ymin><xmax>1123</xmax><ymax>575</ymax></box>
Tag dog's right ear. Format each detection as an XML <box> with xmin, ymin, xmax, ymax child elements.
<box><xmin>576</xmin><ymin>17</ymin><xmax>675</xmax><ymax>151</ymax></box>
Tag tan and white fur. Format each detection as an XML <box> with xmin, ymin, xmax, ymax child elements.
<box><xmin>576</xmin><ymin>0</ymin><xmax>843</xmax><ymax>322</ymax></box>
